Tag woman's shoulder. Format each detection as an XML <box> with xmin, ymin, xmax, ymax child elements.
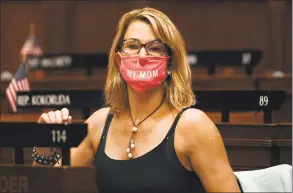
<box><xmin>178</xmin><ymin>107</ymin><xmax>220</xmax><ymax>139</ymax></box>
<box><xmin>180</xmin><ymin>107</ymin><xmax>209</xmax><ymax>125</ymax></box>
<box><xmin>178</xmin><ymin>107</ymin><xmax>224</xmax><ymax>155</ymax></box>
<box><xmin>85</xmin><ymin>107</ymin><xmax>111</xmax><ymax>133</ymax></box>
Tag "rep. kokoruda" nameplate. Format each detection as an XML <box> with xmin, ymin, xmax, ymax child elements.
<box><xmin>16</xmin><ymin>90</ymin><xmax>105</xmax><ymax>108</ymax></box>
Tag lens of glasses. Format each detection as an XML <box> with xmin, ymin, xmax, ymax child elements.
<box><xmin>146</xmin><ymin>41</ymin><xmax>166</xmax><ymax>56</ymax></box>
<box><xmin>122</xmin><ymin>39</ymin><xmax>166</xmax><ymax>56</ymax></box>
<box><xmin>122</xmin><ymin>39</ymin><xmax>141</xmax><ymax>55</ymax></box>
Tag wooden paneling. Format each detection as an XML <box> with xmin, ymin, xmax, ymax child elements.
<box><xmin>0</xmin><ymin>3</ymin><xmax>2</xmax><ymax>72</ymax></box>
<box><xmin>283</xmin><ymin>3</ymin><xmax>292</xmax><ymax>73</ymax></box>
<box><xmin>0</xmin><ymin>1</ymin><xmax>291</xmax><ymax>75</ymax></box>
<box><xmin>1</xmin><ymin>2</ymin><xmax>44</xmax><ymax>73</ymax></box>
<box><xmin>73</xmin><ymin>1</ymin><xmax>151</xmax><ymax>53</ymax></box>
<box><xmin>267</xmin><ymin>1</ymin><xmax>291</xmax><ymax>72</ymax></box>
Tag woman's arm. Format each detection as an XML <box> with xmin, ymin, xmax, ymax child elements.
<box><xmin>182</xmin><ymin>108</ymin><xmax>241</xmax><ymax>192</ymax></box>
<box><xmin>33</xmin><ymin>107</ymin><xmax>110</xmax><ymax>167</ymax></box>
<box><xmin>32</xmin><ymin>133</ymin><xmax>94</xmax><ymax>167</ymax></box>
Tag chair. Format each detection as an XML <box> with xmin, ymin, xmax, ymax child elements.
<box><xmin>235</xmin><ymin>164</ymin><xmax>292</xmax><ymax>192</ymax></box>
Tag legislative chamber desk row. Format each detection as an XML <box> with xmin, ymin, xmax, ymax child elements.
<box><xmin>0</xmin><ymin>77</ymin><xmax>291</xmax><ymax>192</ymax></box>
<box><xmin>0</xmin><ymin>122</ymin><xmax>291</xmax><ymax>193</ymax></box>
<box><xmin>0</xmin><ymin>88</ymin><xmax>291</xmax><ymax>163</ymax></box>
<box><xmin>0</xmin><ymin>75</ymin><xmax>292</xmax><ymax>123</ymax></box>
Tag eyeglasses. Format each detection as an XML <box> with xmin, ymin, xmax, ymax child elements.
<box><xmin>120</xmin><ymin>38</ymin><xmax>168</xmax><ymax>56</ymax></box>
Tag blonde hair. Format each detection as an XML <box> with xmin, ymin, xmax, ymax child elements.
<box><xmin>105</xmin><ymin>7</ymin><xmax>195</xmax><ymax>112</ymax></box>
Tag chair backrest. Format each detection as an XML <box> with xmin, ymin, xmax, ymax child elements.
<box><xmin>27</xmin><ymin>53</ymin><xmax>108</xmax><ymax>76</ymax></box>
<box><xmin>188</xmin><ymin>50</ymin><xmax>263</xmax><ymax>75</ymax></box>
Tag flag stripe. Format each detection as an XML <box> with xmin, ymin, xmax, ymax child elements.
<box><xmin>8</xmin><ymin>83</ymin><xmax>16</xmax><ymax>101</ymax></box>
<box><xmin>5</xmin><ymin>88</ymin><xmax>17</xmax><ymax>113</ymax></box>
<box><xmin>5</xmin><ymin>63</ymin><xmax>30</xmax><ymax>113</ymax></box>
<box><xmin>12</xmin><ymin>79</ymin><xmax>19</xmax><ymax>91</ymax></box>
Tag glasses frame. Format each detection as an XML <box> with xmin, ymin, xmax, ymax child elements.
<box><xmin>120</xmin><ymin>38</ymin><xmax>169</xmax><ymax>56</ymax></box>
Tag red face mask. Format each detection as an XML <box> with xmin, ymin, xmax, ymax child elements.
<box><xmin>119</xmin><ymin>55</ymin><xmax>170</xmax><ymax>92</ymax></box>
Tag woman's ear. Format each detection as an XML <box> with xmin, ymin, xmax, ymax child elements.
<box><xmin>115</xmin><ymin>52</ymin><xmax>122</xmax><ymax>67</ymax></box>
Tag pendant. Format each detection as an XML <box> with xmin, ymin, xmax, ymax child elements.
<box><xmin>126</xmin><ymin>126</ymin><xmax>137</xmax><ymax>159</ymax></box>
<box><xmin>130</xmin><ymin>139</ymin><xmax>135</xmax><ymax>144</ymax></box>
<box><xmin>130</xmin><ymin>143</ymin><xmax>135</xmax><ymax>149</ymax></box>
<box><xmin>132</xmin><ymin>127</ymin><xmax>137</xmax><ymax>132</ymax></box>
<box><xmin>130</xmin><ymin>139</ymin><xmax>135</xmax><ymax>149</ymax></box>
<box><xmin>128</xmin><ymin>153</ymin><xmax>133</xmax><ymax>158</ymax></box>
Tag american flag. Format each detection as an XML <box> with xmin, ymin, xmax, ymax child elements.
<box><xmin>5</xmin><ymin>63</ymin><xmax>30</xmax><ymax>113</ymax></box>
<box><xmin>5</xmin><ymin>34</ymin><xmax>43</xmax><ymax>113</ymax></box>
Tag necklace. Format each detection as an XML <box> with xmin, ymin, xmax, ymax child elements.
<box><xmin>126</xmin><ymin>98</ymin><xmax>165</xmax><ymax>159</ymax></box>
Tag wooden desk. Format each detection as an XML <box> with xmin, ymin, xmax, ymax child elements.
<box><xmin>219</xmin><ymin>123</ymin><xmax>292</xmax><ymax>171</ymax></box>
<box><xmin>0</xmin><ymin>165</ymin><xmax>98</xmax><ymax>193</ymax></box>
<box><xmin>0</xmin><ymin>123</ymin><xmax>290</xmax><ymax>171</ymax></box>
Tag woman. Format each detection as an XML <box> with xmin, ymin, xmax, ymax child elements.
<box><xmin>34</xmin><ymin>7</ymin><xmax>241</xmax><ymax>193</ymax></box>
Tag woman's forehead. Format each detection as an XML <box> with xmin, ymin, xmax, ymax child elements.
<box><xmin>124</xmin><ymin>20</ymin><xmax>158</xmax><ymax>44</ymax></box>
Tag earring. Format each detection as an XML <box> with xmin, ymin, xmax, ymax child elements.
<box><xmin>167</xmin><ymin>71</ymin><xmax>171</xmax><ymax>75</ymax></box>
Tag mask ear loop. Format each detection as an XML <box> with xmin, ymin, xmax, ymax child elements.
<box><xmin>163</xmin><ymin>59</ymin><xmax>172</xmax><ymax>96</ymax></box>
<box><xmin>166</xmin><ymin>61</ymin><xmax>171</xmax><ymax>75</ymax></box>
<box><xmin>166</xmin><ymin>56</ymin><xmax>172</xmax><ymax>76</ymax></box>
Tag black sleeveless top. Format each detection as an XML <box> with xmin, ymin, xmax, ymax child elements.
<box><xmin>93</xmin><ymin>108</ymin><xmax>242</xmax><ymax>193</ymax></box>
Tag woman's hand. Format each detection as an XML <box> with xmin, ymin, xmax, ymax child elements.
<box><xmin>38</xmin><ymin>108</ymin><xmax>72</xmax><ymax>124</ymax></box>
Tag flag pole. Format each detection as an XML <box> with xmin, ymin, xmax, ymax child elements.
<box><xmin>29</xmin><ymin>22</ymin><xmax>35</xmax><ymax>37</ymax></box>
<box><xmin>20</xmin><ymin>23</ymin><xmax>33</xmax><ymax>62</ymax></box>
<box><xmin>29</xmin><ymin>22</ymin><xmax>45</xmax><ymax>80</ymax></box>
